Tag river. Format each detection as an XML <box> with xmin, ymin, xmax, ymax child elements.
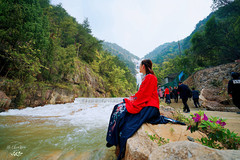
<box><xmin>0</xmin><ymin>60</ymin><xmax>142</xmax><ymax>159</ymax></box>
<box><xmin>0</xmin><ymin>98</ymin><xmax>124</xmax><ymax>160</ymax></box>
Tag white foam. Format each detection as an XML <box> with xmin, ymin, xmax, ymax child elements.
<box><xmin>0</xmin><ymin>98</ymin><xmax>124</xmax><ymax>130</ymax></box>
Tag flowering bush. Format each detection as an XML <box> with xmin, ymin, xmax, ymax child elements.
<box><xmin>186</xmin><ymin>110</ymin><xmax>240</xmax><ymax>149</ymax></box>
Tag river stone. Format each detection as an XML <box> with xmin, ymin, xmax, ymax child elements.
<box><xmin>124</xmin><ymin>123</ymin><xmax>206</xmax><ymax>160</ymax></box>
<box><xmin>159</xmin><ymin>105</ymin><xmax>177</xmax><ymax>119</ymax></box>
<box><xmin>46</xmin><ymin>88</ymin><xmax>75</xmax><ymax>105</ymax></box>
<box><xmin>200</xmin><ymin>88</ymin><xmax>240</xmax><ymax>112</ymax></box>
<box><xmin>149</xmin><ymin>141</ymin><xmax>240</xmax><ymax>160</ymax></box>
<box><xmin>0</xmin><ymin>91</ymin><xmax>11</xmax><ymax>111</ymax></box>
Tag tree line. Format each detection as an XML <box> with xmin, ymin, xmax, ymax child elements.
<box><xmin>153</xmin><ymin>0</ymin><xmax>240</xmax><ymax>83</ymax></box>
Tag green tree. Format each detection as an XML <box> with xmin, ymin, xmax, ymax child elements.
<box><xmin>0</xmin><ymin>0</ymin><xmax>50</xmax><ymax>81</ymax></box>
<box><xmin>211</xmin><ymin>0</ymin><xmax>234</xmax><ymax>10</ymax></box>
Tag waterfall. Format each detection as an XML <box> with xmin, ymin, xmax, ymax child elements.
<box><xmin>133</xmin><ymin>59</ymin><xmax>142</xmax><ymax>88</ymax></box>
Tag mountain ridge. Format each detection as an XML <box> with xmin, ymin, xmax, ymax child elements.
<box><xmin>144</xmin><ymin>13</ymin><xmax>214</xmax><ymax>64</ymax></box>
<box><xmin>102</xmin><ymin>41</ymin><xmax>140</xmax><ymax>75</ymax></box>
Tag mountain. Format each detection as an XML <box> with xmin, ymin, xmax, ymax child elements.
<box><xmin>144</xmin><ymin>13</ymin><xmax>214</xmax><ymax>64</ymax></box>
<box><xmin>0</xmin><ymin>0</ymin><xmax>138</xmax><ymax>109</ymax></box>
<box><xmin>102</xmin><ymin>42</ymin><xmax>140</xmax><ymax>75</ymax></box>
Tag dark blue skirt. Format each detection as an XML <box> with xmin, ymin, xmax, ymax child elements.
<box><xmin>106</xmin><ymin>102</ymin><xmax>185</xmax><ymax>159</ymax></box>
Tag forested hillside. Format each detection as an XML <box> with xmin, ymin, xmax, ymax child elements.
<box><xmin>0</xmin><ymin>0</ymin><xmax>137</xmax><ymax>104</ymax></box>
<box><xmin>102</xmin><ymin>42</ymin><xmax>139</xmax><ymax>75</ymax></box>
<box><xmin>144</xmin><ymin>13</ymin><xmax>213</xmax><ymax>64</ymax></box>
<box><xmin>151</xmin><ymin>0</ymin><xmax>240</xmax><ymax>84</ymax></box>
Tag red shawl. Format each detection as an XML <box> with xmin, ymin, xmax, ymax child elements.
<box><xmin>124</xmin><ymin>74</ymin><xmax>159</xmax><ymax>114</ymax></box>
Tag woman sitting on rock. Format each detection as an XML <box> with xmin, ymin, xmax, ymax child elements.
<box><xmin>106</xmin><ymin>59</ymin><xmax>184</xmax><ymax>160</ymax></box>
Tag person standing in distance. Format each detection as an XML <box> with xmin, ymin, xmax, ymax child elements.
<box><xmin>228</xmin><ymin>72</ymin><xmax>240</xmax><ymax>114</ymax></box>
<box><xmin>178</xmin><ymin>81</ymin><xmax>191</xmax><ymax>113</ymax></box>
<box><xmin>164</xmin><ymin>86</ymin><xmax>171</xmax><ymax>104</ymax></box>
<box><xmin>172</xmin><ymin>86</ymin><xmax>178</xmax><ymax>103</ymax></box>
<box><xmin>192</xmin><ymin>87</ymin><xmax>200</xmax><ymax>108</ymax></box>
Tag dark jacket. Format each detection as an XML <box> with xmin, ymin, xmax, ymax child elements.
<box><xmin>192</xmin><ymin>90</ymin><xmax>199</xmax><ymax>99</ymax></box>
<box><xmin>178</xmin><ymin>84</ymin><xmax>191</xmax><ymax>99</ymax></box>
<box><xmin>228</xmin><ymin>78</ymin><xmax>240</xmax><ymax>100</ymax></box>
<box><xmin>172</xmin><ymin>89</ymin><xmax>178</xmax><ymax>96</ymax></box>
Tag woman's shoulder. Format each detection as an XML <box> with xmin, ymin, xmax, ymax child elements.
<box><xmin>144</xmin><ymin>74</ymin><xmax>157</xmax><ymax>82</ymax></box>
<box><xmin>145</xmin><ymin>74</ymin><xmax>157</xmax><ymax>79</ymax></box>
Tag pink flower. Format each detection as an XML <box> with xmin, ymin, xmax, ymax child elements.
<box><xmin>221</xmin><ymin>122</ymin><xmax>226</xmax><ymax>127</ymax></box>
<box><xmin>202</xmin><ymin>114</ymin><xmax>208</xmax><ymax>121</ymax></box>
<box><xmin>216</xmin><ymin>120</ymin><xmax>221</xmax><ymax>124</ymax></box>
<box><xmin>192</xmin><ymin>113</ymin><xmax>201</xmax><ymax>123</ymax></box>
<box><xmin>216</xmin><ymin>119</ymin><xmax>226</xmax><ymax>127</ymax></box>
<box><xmin>188</xmin><ymin>125</ymin><xmax>192</xmax><ymax>130</ymax></box>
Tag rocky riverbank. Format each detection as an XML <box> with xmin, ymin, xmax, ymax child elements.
<box><xmin>123</xmin><ymin>104</ymin><xmax>240</xmax><ymax>160</ymax></box>
<box><xmin>0</xmin><ymin>59</ymin><xmax>113</xmax><ymax>111</ymax></box>
<box><xmin>184</xmin><ymin>62</ymin><xmax>240</xmax><ymax>112</ymax></box>
<box><xmin>0</xmin><ymin>81</ymin><xmax>76</xmax><ymax>111</ymax></box>
<box><xmin>0</xmin><ymin>72</ymin><xmax>107</xmax><ymax>111</ymax></box>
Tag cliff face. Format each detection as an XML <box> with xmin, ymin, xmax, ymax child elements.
<box><xmin>184</xmin><ymin>62</ymin><xmax>240</xmax><ymax>111</ymax></box>
<box><xmin>65</xmin><ymin>60</ymin><xmax>107</xmax><ymax>97</ymax></box>
<box><xmin>0</xmin><ymin>60</ymin><xmax>107</xmax><ymax>110</ymax></box>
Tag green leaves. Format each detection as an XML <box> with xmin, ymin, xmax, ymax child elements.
<box><xmin>191</xmin><ymin>1</ymin><xmax>240</xmax><ymax>67</ymax></box>
<box><xmin>186</xmin><ymin>110</ymin><xmax>240</xmax><ymax>149</ymax></box>
<box><xmin>0</xmin><ymin>0</ymin><xmax>137</xmax><ymax>98</ymax></box>
<box><xmin>146</xmin><ymin>131</ymin><xmax>170</xmax><ymax>146</ymax></box>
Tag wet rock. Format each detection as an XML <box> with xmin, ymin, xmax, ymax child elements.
<box><xmin>46</xmin><ymin>88</ymin><xmax>75</xmax><ymax>105</ymax></box>
<box><xmin>0</xmin><ymin>91</ymin><xmax>11</xmax><ymax>111</ymax></box>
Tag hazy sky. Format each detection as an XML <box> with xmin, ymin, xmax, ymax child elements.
<box><xmin>51</xmin><ymin>0</ymin><xmax>213</xmax><ymax>58</ymax></box>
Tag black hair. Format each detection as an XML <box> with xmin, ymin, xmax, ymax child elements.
<box><xmin>231</xmin><ymin>72</ymin><xmax>240</xmax><ymax>79</ymax></box>
<box><xmin>141</xmin><ymin>59</ymin><xmax>155</xmax><ymax>75</ymax></box>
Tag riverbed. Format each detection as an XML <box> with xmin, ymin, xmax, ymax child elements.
<box><xmin>0</xmin><ymin>98</ymin><xmax>123</xmax><ymax>160</ymax></box>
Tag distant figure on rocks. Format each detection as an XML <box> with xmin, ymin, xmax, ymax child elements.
<box><xmin>164</xmin><ymin>86</ymin><xmax>171</xmax><ymax>104</ymax></box>
<box><xmin>228</xmin><ymin>72</ymin><xmax>240</xmax><ymax>114</ymax></box>
<box><xmin>178</xmin><ymin>81</ymin><xmax>191</xmax><ymax>113</ymax></box>
<box><xmin>172</xmin><ymin>86</ymin><xmax>178</xmax><ymax>103</ymax></box>
<box><xmin>157</xmin><ymin>85</ymin><xmax>161</xmax><ymax>98</ymax></box>
<box><xmin>106</xmin><ymin>59</ymin><xmax>185</xmax><ymax>160</ymax></box>
<box><xmin>192</xmin><ymin>88</ymin><xmax>200</xmax><ymax>108</ymax></box>
<box><xmin>160</xmin><ymin>88</ymin><xmax>164</xmax><ymax>100</ymax></box>
<box><xmin>169</xmin><ymin>86</ymin><xmax>173</xmax><ymax>99</ymax></box>
<box><xmin>158</xmin><ymin>87</ymin><xmax>164</xmax><ymax>100</ymax></box>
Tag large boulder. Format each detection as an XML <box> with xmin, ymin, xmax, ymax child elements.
<box><xmin>184</xmin><ymin>62</ymin><xmax>240</xmax><ymax>112</ymax></box>
<box><xmin>125</xmin><ymin>124</ymin><xmax>240</xmax><ymax>160</ymax></box>
<box><xmin>149</xmin><ymin>141</ymin><xmax>240</xmax><ymax>160</ymax></box>
<box><xmin>200</xmin><ymin>88</ymin><xmax>240</xmax><ymax>112</ymax></box>
<box><xmin>159</xmin><ymin>105</ymin><xmax>177</xmax><ymax>119</ymax></box>
<box><xmin>24</xmin><ymin>87</ymin><xmax>75</xmax><ymax>107</ymax></box>
<box><xmin>124</xmin><ymin>123</ymin><xmax>205</xmax><ymax>160</ymax></box>
<box><xmin>0</xmin><ymin>91</ymin><xmax>11</xmax><ymax>112</ymax></box>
